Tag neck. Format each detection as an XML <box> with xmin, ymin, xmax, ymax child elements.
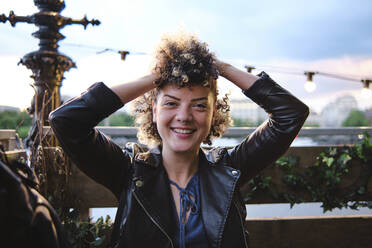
<box><xmin>162</xmin><ymin>148</ymin><xmax>199</xmax><ymax>188</ymax></box>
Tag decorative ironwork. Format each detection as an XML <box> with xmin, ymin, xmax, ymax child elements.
<box><xmin>1</xmin><ymin>0</ymin><xmax>100</xmax><ymax>146</ymax></box>
<box><xmin>1</xmin><ymin>1</ymin><xmax>100</xmax><ymax>217</ymax></box>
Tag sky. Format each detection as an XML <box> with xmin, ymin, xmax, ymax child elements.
<box><xmin>1</xmin><ymin>0</ymin><xmax>372</xmax><ymax>114</ymax></box>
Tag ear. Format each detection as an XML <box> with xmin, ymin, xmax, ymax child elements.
<box><xmin>152</xmin><ymin>100</ymin><xmax>157</xmax><ymax>123</ymax></box>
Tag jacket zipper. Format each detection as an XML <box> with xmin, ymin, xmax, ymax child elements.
<box><xmin>133</xmin><ymin>191</ymin><xmax>174</xmax><ymax>248</ymax></box>
<box><xmin>234</xmin><ymin>201</ymin><xmax>248</xmax><ymax>248</ymax></box>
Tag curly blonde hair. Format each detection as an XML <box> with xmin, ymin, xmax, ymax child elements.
<box><xmin>132</xmin><ymin>32</ymin><xmax>232</xmax><ymax>147</ymax></box>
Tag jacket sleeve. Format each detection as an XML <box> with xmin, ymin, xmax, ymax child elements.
<box><xmin>49</xmin><ymin>82</ymin><xmax>131</xmax><ymax>199</ymax></box>
<box><xmin>228</xmin><ymin>72</ymin><xmax>309</xmax><ymax>183</ymax></box>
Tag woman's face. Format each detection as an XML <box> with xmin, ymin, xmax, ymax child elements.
<box><xmin>153</xmin><ymin>84</ymin><xmax>215</xmax><ymax>155</ymax></box>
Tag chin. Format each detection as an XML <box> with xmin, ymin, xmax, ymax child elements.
<box><xmin>170</xmin><ymin>142</ymin><xmax>199</xmax><ymax>154</ymax></box>
<box><xmin>173</xmin><ymin>146</ymin><xmax>196</xmax><ymax>153</ymax></box>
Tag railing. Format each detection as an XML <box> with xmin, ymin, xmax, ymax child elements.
<box><xmin>0</xmin><ymin>129</ymin><xmax>17</xmax><ymax>150</ymax></box>
<box><xmin>96</xmin><ymin>126</ymin><xmax>372</xmax><ymax>138</ymax></box>
<box><xmin>6</xmin><ymin>127</ymin><xmax>372</xmax><ymax>247</ymax></box>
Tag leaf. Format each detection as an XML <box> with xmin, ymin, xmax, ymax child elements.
<box><xmin>105</xmin><ymin>215</ymin><xmax>111</xmax><ymax>224</ymax></box>
<box><xmin>96</xmin><ymin>217</ymin><xmax>103</xmax><ymax>226</ymax></box>
<box><xmin>92</xmin><ymin>236</ymin><xmax>105</xmax><ymax>247</ymax></box>
<box><xmin>323</xmin><ymin>157</ymin><xmax>334</xmax><ymax>167</ymax></box>
<box><xmin>338</xmin><ymin>153</ymin><xmax>351</xmax><ymax>166</ymax></box>
<box><xmin>358</xmin><ymin>187</ymin><xmax>366</xmax><ymax>195</ymax></box>
<box><xmin>329</xmin><ymin>148</ymin><xmax>337</xmax><ymax>156</ymax></box>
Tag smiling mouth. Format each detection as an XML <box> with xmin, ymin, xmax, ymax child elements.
<box><xmin>171</xmin><ymin>128</ymin><xmax>196</xmax><ymax>134</ymax></box>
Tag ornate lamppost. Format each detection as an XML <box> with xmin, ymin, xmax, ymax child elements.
<box><xmin>1</xmin><ymin>0</ymin><xmax>100</xmax><ymax>219</ymax></box>
<box><xmin>1</xmin><ymin>0</ymin><xmax>100</xmax><ymax>145</ymax></box>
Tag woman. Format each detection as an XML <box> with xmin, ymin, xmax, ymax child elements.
<box><xmin>49</xmin><ymin>32</ymin><xmax>309</xmax><ymax>248</ymax></box>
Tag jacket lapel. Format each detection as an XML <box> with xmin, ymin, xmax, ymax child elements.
<box><xmin>132</xmin><ymin>149</ymin><xmax>177</xmax><ymax>241</ymax></box>
<box><xmin>199</xmin><ymin>152</ymin><xmax>241</xmax><ymax>248</ymax></box>
<box><xmin>130</xmin><ymin>147</ymin><xmax>240</xmax><ymax>247</ymax></box>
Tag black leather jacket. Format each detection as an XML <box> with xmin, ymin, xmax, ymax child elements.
<box><xmin>49</xmin><ymin>72</ymin><xmax>309</xmax><ymax>248</ymax></box>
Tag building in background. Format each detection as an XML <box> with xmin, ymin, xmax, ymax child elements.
<box><xmin>229</xmin><ymin>99</ymin><xmax>267</xmax><ymax>125</ymax></box>
<box><xmin>305</xmin><ymin>109</ymin><xmax>321</xmax><ymax>127</ymax></box>
<box><xmin>320</xmin><ymin>95</ymin><xmax>358</xmax><ymax>127</ymax></box>
<box><xmin>0</xmin><ymin>105</ymin><xmax>19</xmax><ymax>112</ymax></box>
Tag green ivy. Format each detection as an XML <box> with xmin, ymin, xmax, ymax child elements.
<box><xmin>244</xmin><ymin>175</ymin><xmax>272</xmax><ymax>202</ymax></box>
<box><xmin>276</xmin><ymin>156</ymin><xmax>307</xmax><ymax>207</ymax></box>
<box><xmin>357</xmin><ymin>132</ymin><xmax>372</xmax><ymax>163</ymax></box>
<box><xmin>244</xmin><ymin>132</ymin><xmax>372</xmax><ymax>212</ymax></box>
<box><xmin>62</xmin><ymin>209</ymin><xmax>113</xmax><ymax>248</ymax></box>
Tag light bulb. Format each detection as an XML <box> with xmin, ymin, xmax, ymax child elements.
<box><xmin>361</xmin><ymin>87</ymin><xmax>372</xmax><ymax>99</ymax></box>
<box><xmin>304</xmin><ymin>80</ymin><xmax>316</xmax><ymax>92</ymax></box>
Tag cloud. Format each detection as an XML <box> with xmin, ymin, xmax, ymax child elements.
<box><xmin>3</xmin><ymin>0</ymin><xmax>371</xmax><ymax>62</ymax></box>
<box><xmin>1</xmin><ymin>0</ymin><xmax>372</xmax><ymax>113</ymax></box>
<box><xmin>212</xmin><ymin>0</ymin><xmax>372</xmax><ymax>60</ymax></box>
<box><xmin>0</xmin><ymin>56</ymin><xmax>34</xmax><ymax>110</ymax></box>
<box><xmin>1</xmin><ymin>1</ymin><xmax>38</xmax><ymax>14</ymax></box>
<box><xmin>227</xmin><ymin>56</ymin><xmax>372</xmax><ymax>113</ymax></box>
<box><xmin>1</xmin><ymin>51</ymin><xmax>371</xmax><ymax>114</ymax></box>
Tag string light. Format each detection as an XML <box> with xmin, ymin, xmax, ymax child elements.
<box><xmin>245</xmin><ymin>64</ymin><xmax>371</xmax><ymax>98</ymax></box>
<box><xmin>361</xmin><ymin>79</ymin><xmax>372</xmax><ymax>99</ymax></box>
<box><xmin>60</xmin><ymin>42</ymin><xmax>372</xmax><ymax>98</ymax></box>
<box><xmin>244</xmin><ymin>65</ymin><xmax>255</xmax><ymax>73</ymax></box>
<box><xmin>119</xmin><ymin>51</ymin><xmax>130</xmax><ymax>61</ymax></box>
<box><xmin>304</xmin><ymin>71</ymin><xmax>317</xmax><ymax>93</ymax></box>
<box><xmin>62</xmin><ymin>42</ymin><xmax>147</xmax><ymax>59</ymax></box>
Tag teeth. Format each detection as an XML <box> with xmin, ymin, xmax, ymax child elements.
<box><xmin>173</xmin><ymin>128</ymin><xmax>193</xmax><ymax>134</ymax></box>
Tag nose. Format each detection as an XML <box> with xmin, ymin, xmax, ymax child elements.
<box><xmin>176</xmin><ymin>105</ymin><xmax>192</xmax><ymax>123</ymax></box>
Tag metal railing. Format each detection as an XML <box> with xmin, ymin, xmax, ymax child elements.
<box><xmin>95</xmin><ymin>126</ymin><xmax>372</xmax><ymax>138</ymax></box>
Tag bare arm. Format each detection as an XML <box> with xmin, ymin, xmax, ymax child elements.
<box><xmin>215</xmin><ymin>59</ymin><xmax>259</xmax><ymax>90</ymax></box>
<box><xmin>110</xmin><ymin>73</ymin><xmax>158</xmax><ymax>104</ymax></box>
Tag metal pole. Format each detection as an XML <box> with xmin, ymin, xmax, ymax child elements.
<box><xmin>1</xmin><ymin>0</ymin><xmax>100</xmax><ymax>146</ymax></box>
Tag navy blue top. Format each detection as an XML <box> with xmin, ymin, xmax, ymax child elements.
<box><xmin>169</xmin><ymin>172</ymin><xmax>209</xmax><ymax>248</ymax></box>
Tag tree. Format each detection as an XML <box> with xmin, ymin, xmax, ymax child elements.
<box><xmin>342</xmin><ymin>110</ymin><xmax>370</xmax><ymax>127</ymax></box>
<box><xmin>232</xmin><ymin>117</ymin><xmax>256</xmax><ymax>127</ymax></box>
<box><xmin>304</xmin><ymin>122</ymin><xmax>320</xmax><ymax>127</ymax></box>
<box><xmin>109</xmin><ymin>112</ymin><xmax>134</xmax><ymax>126</ymax></box>
<box><xmin>0</xmin><ymin>110</ymin><xmax>32</xmax><ymax>138</ymax></box>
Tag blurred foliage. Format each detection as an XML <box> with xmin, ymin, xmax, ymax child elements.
<box><xmin>303</xmin><ymin>122</ymin><xmax>320</xmax><ymax>127</ymax></box>
<box><xmin>0</xmin><ymin>110</ymin><xmax>32</xmax><ymax>138</ymax></box>
<box><xmin>98</xmin><ymin>112</ymin><xmax>134</xmax><ymax>126</ymax></box>
<box><xmin>245</xmin><ymin>133</ymin><xmax>372</xmax><ymax>212</ymax></box>
<box><xmin>109</xmin><ymin>112</ymin><xmax>134</xmax><ymax>126</ymax></box>
<box><xmin>61</xmin><ymin>209</ymin><xmax>113</xmax><ymax>248</ymax></box>
<box><xmin>232</xmin><ymin>117</ymin><xmax>257</xmax><ymax>127</ymax></box>
<box><xmin>342</xmin><ymin>109</ymin><xmax>370</xmax><ymax>127</ymax></box>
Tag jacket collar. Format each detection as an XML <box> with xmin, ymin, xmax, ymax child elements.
<box><xmin>132</xmin><ymin>145</ymin><xmax>226</xmax><ymax>167</ymax></box>
<box><xmin>132</xmin><ymin>145</ymin><xmax>241</xmax><ymax>247</ymax></box>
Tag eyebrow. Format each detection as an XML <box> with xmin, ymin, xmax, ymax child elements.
<box><xmin>163</xmin><ymin>94</ymin><xmax>208</xmax><ymax>102</ymax></box>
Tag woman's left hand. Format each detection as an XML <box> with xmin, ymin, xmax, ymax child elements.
<box><xmin>214</xmin><ymin>58</ymin><xmax>259</xmax><ymax>90</ymax></box>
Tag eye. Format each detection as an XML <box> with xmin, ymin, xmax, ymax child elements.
<box><xmin>194</xmin><ymin>103</ymin><xmax>207</xmax><ymax>110</ymax></box>
<box><xmin>163</xmin><ymin>101</ymin><xmax>177</xmax><ymax>107</ymax></box>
